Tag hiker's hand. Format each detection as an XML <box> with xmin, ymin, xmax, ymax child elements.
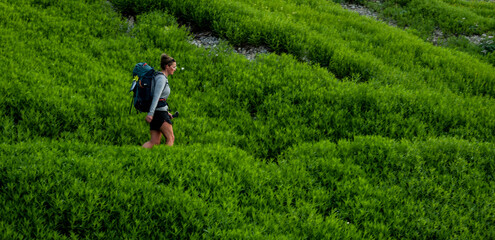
<box><xmin>146</xmin><ymin>115</ymin><xmax>153</xmax><ymax>123</ymax></box>
<box><xmin>168</xmin><ymin>112</ymin><xmax>173</xmax><ymax>119</ymax></box>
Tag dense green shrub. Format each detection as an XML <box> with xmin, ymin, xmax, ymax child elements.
<box><xmin>2</xmin><ymin>0</ymin><xmax>495</xmax><ymax>159</ymax></box>
<box><xmin>1</xmin><ymin>137</ymin><xmax>493</xmax><ymax>239</ymax></box>
<box><xmin>360</xmin><ymin>0</ymin><xmax>495</xmax><ymax>36</ymax></box>
<box><xmin>111</xmin><ymin>0</ymin><xmax>495</xmax><ymax>98</ymax></box>
<box><xmin>1</xmin><ymin>0</ymin><xmax>495</xmax><ymax>238</ymax></box>
<box><xmin>346</xmin><ymin>0</ymin><xmax>495</xmax><ymax>65</ymax></box>
<box><xmin>281</xmin><ymin>136</ymin><xmax>495</xmax><ymax>239</ymax></box>
<box><xmin>0</xmin><ymin>141</ymin><xmax>365</xmax><ymax>239</ymax></box>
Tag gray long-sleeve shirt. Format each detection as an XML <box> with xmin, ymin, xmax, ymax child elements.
<box><xmin>148</xmin><ymin>73</ymin><xmax>170</xmax><ymax>116</ymax></box>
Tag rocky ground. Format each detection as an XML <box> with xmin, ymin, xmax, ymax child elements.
<box><xmin>340</xmin><ymin>3</ymin><xmax>386</xmax><ymax>24</ymax></box>
<box><xmin>188</xmin><ymin>32</ymin><xmax>271</xmax><ymax>60</ymax></box>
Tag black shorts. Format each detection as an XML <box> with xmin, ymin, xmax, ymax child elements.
<box><xmin>150</xmin><ymin>111</ymin><xmax>172</xmax><ymax>131</ymax></box>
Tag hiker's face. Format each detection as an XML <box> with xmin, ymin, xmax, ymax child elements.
<box><xmin>167</xmin><ymin>62</ymin><xmax>177</xmax><ymax>75</ymax></box>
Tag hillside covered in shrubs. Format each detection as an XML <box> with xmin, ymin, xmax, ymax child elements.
<box><xmin>1</xmin><ymin>0</ymin><xmax>494</xmax><ymax>239</ymax></box>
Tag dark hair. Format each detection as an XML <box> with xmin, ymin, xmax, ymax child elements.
<box><xmin>160</xmin><ymin>54</ymin><xmax>175</xmax><ymax>70</ymax></box>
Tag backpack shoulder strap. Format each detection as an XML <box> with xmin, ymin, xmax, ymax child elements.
<box><xmin>154</xmin><ymin>71</ymin><xmax>168</xmax><ymax>86</ymax></box>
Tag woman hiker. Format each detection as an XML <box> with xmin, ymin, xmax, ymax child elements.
<box><xmin>143</xmin><ymin>54</ymin><xmax>177</xmax><ymax>148</ymax></box>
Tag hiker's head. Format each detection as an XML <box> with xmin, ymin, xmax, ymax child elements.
<box><xmin>161</xmin><ymin>54</ymin><xmax>177</xmax><ymax>75</ymax></box>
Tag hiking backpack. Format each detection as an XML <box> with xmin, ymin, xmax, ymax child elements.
<box><xmin>129</xmin><ymin>62</ymin><xmax>165</xmax><ymax>113</ymax></box>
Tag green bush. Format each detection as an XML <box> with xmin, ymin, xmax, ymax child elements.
<box><xmin>282</xmin><ymin>136</ymin><xmax>495</xmax><ymax>239</ymax></box>
<box><xmin>2</xmin><ymin>0</ymin><xmax>495</xmax><ymax>158</ymax></box>
<box><xmin>0</xmin><ymin>141</ymin><xmax>365</xmax><ymax>239</ymax></box>
<box><xmin>1</xmin><ymin>0</ymin><xmax>495</xmax><ymax>238</ymax></box>
<box><xmin>2</xmin><ymin>137</ymin><xmax>493</xmax><ymax>239</ymax></box>
<box><xmin>111</xmin><ymin>0</ymin><xmax>495</xmax><ymax>98</ymax></box>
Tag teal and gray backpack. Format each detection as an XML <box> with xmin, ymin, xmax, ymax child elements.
<box><xmin>129</xmin><ymin>62</ymin><xmax>165</xmax><ymax>113</ymax></box>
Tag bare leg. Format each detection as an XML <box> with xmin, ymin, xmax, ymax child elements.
<box><xmin>160</xmin><ymin>122</ymin><xmax>175</xmax><ymax>146</ymax></box>
<box><xmin>142</xmin><ymin>130</ymin><xmax>162</xmax><ymax>148</ymax></box>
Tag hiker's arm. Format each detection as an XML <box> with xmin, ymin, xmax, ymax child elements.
<box><xmin>148</xmin><ymin>77</ymin><xmax>166</xmax><ymax>117</ymax></box>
